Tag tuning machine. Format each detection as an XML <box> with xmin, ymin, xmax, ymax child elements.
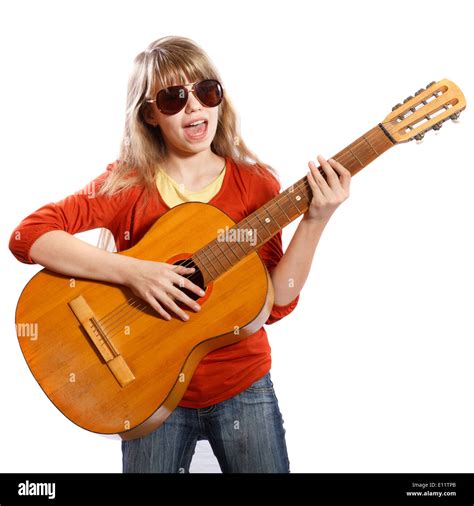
<box><xmin>450</xmin><ymin>111</ymin><xmax>461</xmax><ymax>122</ymax></box>
<box><xmin>414</xmin><ymin>132</ymin><xmax>425</xmax><ymax>143</ymax></box>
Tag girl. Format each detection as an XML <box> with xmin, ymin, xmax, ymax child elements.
<box><xmin>9</xmin><ymin>35</ymin><xmax>351</xmax><ymax>473</ymax></box>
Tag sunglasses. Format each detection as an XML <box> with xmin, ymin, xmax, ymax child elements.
<box><xmin>146</xmin><ymin>79</ymin><xmax>224</xmax><ymax>115</ymax></box>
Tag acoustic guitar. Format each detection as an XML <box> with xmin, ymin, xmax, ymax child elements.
<box><xmin>15</xmin><ymin>79</ymin><xmax>466</xmax><ymax>440</ymax></box>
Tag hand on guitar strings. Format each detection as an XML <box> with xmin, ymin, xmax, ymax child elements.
<box><xmin>123</xmin><ymin>259</ymin><xmax>205</xmax><ymax>321</ymax></box>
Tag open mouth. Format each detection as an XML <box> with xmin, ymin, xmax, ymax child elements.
<box><xmin>183</xmin><ymin>120</ymin><xmax>208</xmax><ymax>139</ymax></box>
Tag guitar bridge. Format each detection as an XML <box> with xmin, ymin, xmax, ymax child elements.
<box><xmin>68</xmin><ymin>295</ymin><xmax>135</xmax><ymax>388</ymax></box>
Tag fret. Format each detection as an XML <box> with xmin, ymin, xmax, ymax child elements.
<box><xmin>337</xmin><ymin>145</ymin><xmax>365</xmax><ymax>172</ymax></box>
<box><xmin>334</xmin><ymin>151</ymin><xmax>360</xmax><ymax>175</ymax></box>
<box><xmin>234</xmin><ymin>240</ymin><xmax>248</xmax><ymax>257</ymax></box>
<box><xmin>193</xmin><ymin>252</ymin><xmax>212</xmax><ymax>279</ymax></box>
<box><xmin>235</xmin><ymin>217</ymin><xmax>249</xmax><ymax>234</ymax></box>
<box><xmin>283</xmin><ymin>190</ymin><xmax>304</xmax><ymax>217</ymax></box>
<box><xmin>302</xmin><ymin>179</ymin><xmax>312</xmax><ymax>201</ymax></box>
<box><xmin>260</xmin><ymin>206</ymin><xmax>280</xmax><ymax>236</ymax></box>
<box><xmin>274</xmin><ymin>197</ymin><xmax>291</xmax><ymax>227</ymax></box>
<box><xmin>348</xmin><ymin>147</ymin><xmax>364</xmax><ymax>168</ymax></box>
<box><xmin>247</xmin><ymin>230</ymin><xmax>256</xmax><ymax>248</ymax></box>
<box><xmin>239</xmin><ymin>219</ymin><xmax>256</xmax><ymax>254</ymax></box>
<box><xmin>209</xmin><ymin>242</ymin><xmax>227</xmax><ymax>273</ymax></box>
<box><xmin>293</xmin><ymin>190</ymin><xmax>305</xmax><ymax>214</ymax></box>
<box><xmin>208</xmin><ymin>240</ymin><xmax>227</xmax><ymax>272</ymax></box>
<box><xmin>294</xmin><ymin>178</ymin><xmax>311</xmax><ymax>197</ymax></box>
<box><xmin>225</xmin><ymin>238</ymin><xmax>242</xmax><ymax>263</ymax></box>
<box><xmin>292</xmin><ymin>183</ymin><xmax>310</xmax><ymax>215</ymax></box>
<box><xmin>362</xmin><ymin>134</ymin><xmax>379</xmax><ymax>156</ymax></box>
<box><xmin>239</xmin><ymin>239</ymin><xmax>252</xmax><ymax>256</ymax></box>
<box><xmin>201</xmin><ymin>245</ymin><xmax>220</xmax><ymax>278</ymax></box>
<box><xmin>231</xmin><ymin>229</ymin><xmax>249</xmax><ymax>257</ymax></box>
<box><xmin>253</xmin><ymin>212</ymin><xmax>274</xmax><ymax>238</ymax></box>
<box><xmin>352</xmin><ymin>134</ymin><xmax>376</xmax><ymax>162</ymax></box>
<box><xmin>214</xmin><ymin>240</ymin><xmax>234</xmax><ymax>270</ymax></box>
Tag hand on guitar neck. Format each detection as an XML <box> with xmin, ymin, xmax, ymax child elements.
<box><xmin>304</xmin><ymin>155</ymin><xmax>351</xmax><ymax>223</ymax></box>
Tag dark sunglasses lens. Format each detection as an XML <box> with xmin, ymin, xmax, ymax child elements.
<box><xmin>195</xmin><ymin>80</ymin><xmax>223</xmax><ymax>107</ymax></box>
<box><xmin>157</xmin><ymin>85</ymin><xmax>187</xmax><ymax>114</ymax></box>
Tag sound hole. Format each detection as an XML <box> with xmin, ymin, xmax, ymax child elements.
<box><xmin>173</xmin><ymin>258</ymin><xmax>205</xmax><ymax>302</ymax></box>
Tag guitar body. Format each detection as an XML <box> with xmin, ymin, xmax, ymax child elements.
<box><xmin>15</xmin><ymin>202</ymin><xmax>274</xmax><ymax>440</ymax></box>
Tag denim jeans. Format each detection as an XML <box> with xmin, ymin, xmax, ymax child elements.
<box><xmin>122</xmin><ymin>372</ymin><xmax>290</xmax><ymax>473</ymax></box>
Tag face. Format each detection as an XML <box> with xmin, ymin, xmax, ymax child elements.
<box><xmin>143</xmin><ymin>78</ymin><xmax>221</xmax><ymax>156</ymax></box>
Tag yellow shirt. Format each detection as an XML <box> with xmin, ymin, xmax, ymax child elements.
<box><xmin>155</xmin><ymin>161</ymin><xmax>226</xmax><ymax>207</ymax></box>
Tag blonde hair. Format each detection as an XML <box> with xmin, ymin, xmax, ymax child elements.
<box><xmin>98</xmin><ymin>35</ymin><xmax>277</xmax><ymax>197</ymax></box>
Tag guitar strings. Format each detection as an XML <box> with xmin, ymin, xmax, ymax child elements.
<box><xmin>97</xmin><ymin>128</ymin><xmax>387</xmax><ymax>332</ymax></box>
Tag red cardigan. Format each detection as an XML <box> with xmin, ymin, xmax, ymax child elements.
<box><xmin>9</xmin><ymin>155</ymin><xmax>299</xmax><ymax>408</ymax></box>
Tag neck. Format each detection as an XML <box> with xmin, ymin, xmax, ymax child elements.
<box><xmin>163</xmin><ymin>149</ymin><xmax>223</xmax><ymax>180</ymax></box>
<box><xmin>192</xmin><ymin>124</ymin><xmax>396</xmax><ymax>285</ymax></box>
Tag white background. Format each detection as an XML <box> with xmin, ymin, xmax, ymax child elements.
<box><xmin>1</xmin><ymin>0</ymin><xmax>473</xmax><ymax>473</ymax></box>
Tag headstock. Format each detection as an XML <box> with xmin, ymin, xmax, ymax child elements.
<box><xmin>382</xmin><ymin>79</ymin><xmax>466</xmax><ymax>143</ymax></box>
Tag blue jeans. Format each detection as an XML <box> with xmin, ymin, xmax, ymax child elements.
<box><xmin>122</xmin><ymin>372</ymin><xmax>290</xmax><ymax>473</ymax></box>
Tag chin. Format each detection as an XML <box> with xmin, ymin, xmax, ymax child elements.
<box><xmin>180</xmin><ymin>143</ymin><xmax>212</xmax><ymax>155</ymax></box>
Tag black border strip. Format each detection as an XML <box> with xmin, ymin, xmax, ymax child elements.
<box><xmin>2</xmin><ymin>472</ymin><xmax>474</xmax><ymax>505</ymax></box>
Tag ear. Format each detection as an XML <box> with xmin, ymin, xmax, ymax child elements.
<box><xmin>141</xmin><ymin>103</ymin><xmax>158</xmax><ymax>127</ymax></box>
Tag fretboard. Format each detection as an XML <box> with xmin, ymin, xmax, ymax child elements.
<box><xmin>193</xmin><ymin>124</ymin><xmax>395</xmax><ymax>284</ymax></box>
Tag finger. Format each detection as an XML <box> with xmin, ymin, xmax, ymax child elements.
<box><xmin>307</xmin><ymin>162</ymin><xmax>325</xmax><ymax>201</ymax></box>
<box><xmin>156</xmin><ymin>292</ymin><xmax>190</xmax><ymax>321</ymax></box>
<box><xmin>144</xmin><ymin>294</ymin><xmax>172</xmax><ymax>320</ymax></box>
<box><xmin>170</xmin><ymin>286</ymin><xmax>201</xmax><ymax>312</ymax></box>
<box><xmin>170</xmin><ymin>271</ymin><xmax>205</xmax><ymax>298</ymax></box>
<box><xmin>309</xmin><ymin>159</ymin><xmax>332</xmax><ymax>198</ymax></box>
<box><xmin>328</xmin><ymin>158</ymin><xmax>351</xmax><ymax>192</ymax></box>
<box><xmin>317</xmin><ymin>155</ymin><xmax>340</xmax><ymax>188</ymax></box>
<box><xmin>169</xmin><ymin>264</ymin><xmax>196</xmax><ymax>275</ymax></box>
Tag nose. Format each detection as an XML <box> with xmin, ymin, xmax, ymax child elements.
<box><xmin>185</xmin><ymin>86</ymin><xmax>203</xmax><ymax>112</ymax></box>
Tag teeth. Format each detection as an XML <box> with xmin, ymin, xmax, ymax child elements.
<box><xmin>188</xmin><ymin>120</ymin><xmax>205</xmax><ymax>127</ymax></box>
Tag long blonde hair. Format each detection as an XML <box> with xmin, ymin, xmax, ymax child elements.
<box><xmin>98</xmin><ymin>35</ymin><xmax>277</xmax><ymax>197</ymax></box>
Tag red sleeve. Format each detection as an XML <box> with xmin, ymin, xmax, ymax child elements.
<box><xmin>247</xmin><ymin>166</ymin><xmax>300</xmax><ymax>325</ymax></box>
<box><xmin>9</xmin><ymin>162</ymin><xmax>125</xmax><ymax>264</ymax></box>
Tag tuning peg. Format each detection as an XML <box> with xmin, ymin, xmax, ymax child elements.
<box><xmin>392</xmin><ymin>103</ymin><xmax>402</xmax><ymax>111</ymax></box>
<box><xmin>403</xmin><ymin>95</ymin><xmax>414</xmax><ymax>103</ymax></box>
<box><xmin>414</xmin><ymin>132</ymin><xmax>425</xmax><ymax>142</ymax></box>
<box><xmin>426</xmin><ymin>81</ymin><xmax>436</xmax><ymax>88</ymax></box>
<box><xmin>450</xmin><ymin>111</ymin><xmax>461</xmax><ymax>122</ymax></box>
<box><xmin>432</xmin><ymin>121</ymin><xmax>443</xmax><ymax>131</ymax></box>
<box><xmin>414</xmin><ymin>88</ymin><xmax>425</xmax><ymax>96</ymax></box>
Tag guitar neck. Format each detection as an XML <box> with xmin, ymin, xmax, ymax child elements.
<box><xmin>193</xmin><ymin>123</ymin><xmax>395</xmax><ymax>283</ymax></box>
